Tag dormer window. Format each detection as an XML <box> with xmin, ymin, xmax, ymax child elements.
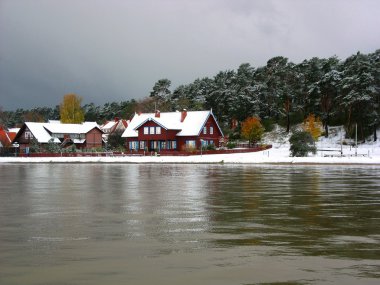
<box><xmin>203</xmin><ymin>127</ymin><xmax>207</xmax><ymax>134</ymax></box>
<box><xmin>210</xmin><ymin>126</ymin><xmax>214</xmax><ymax>135</ymax></box>
<box><xmin>156</xmin><ymin>127</ymin><xmax>161</xmax><ymax>134</ymax></box>
<box><xmin>144</xmin><ymin>127</ymin><xmax>149</xmax><ymax>134</ymax></box>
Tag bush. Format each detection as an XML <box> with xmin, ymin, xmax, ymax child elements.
<box><xmin>29</xmin><ymin>138</ymin><xmax>40</xmax><ymax>153</ymax></box>
<box><xmin>45</xmin><ymin>139</ymin><xmax>61</xmax><ymax>153</ymax></box>
<box><xmin>183</xmin><ymin>145</ymin><xmax>196</xmax><ymax>153</ymax></box>
<box><xmin>289</xmin><ymin>131</ymin><xmax>317</xmax><ymax>157</ymax></box>
<box><xmin>206</xmin><ymin>144</ymin><xmax>216</xmax><ymax>150</ymax></box>
<box><xmin>226</xmin><ymin>142</ymin><xmax>236</xmax><ymax>149</ymax></box>
<box><xmin>107</xmin><ymin>130</ymin><xmax>125</xmax><ymax>150</ymax></box>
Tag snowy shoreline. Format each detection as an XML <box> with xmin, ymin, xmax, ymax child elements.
<box><xmin>1</xmin><ymin>147</ymin><xmax>380</xmax><ymax>165</ymax></box>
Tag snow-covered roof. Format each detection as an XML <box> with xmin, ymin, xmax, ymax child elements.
<box><xmin>44</xmin><ymin>122</ymin><xmax>99</xmax><ymax>134</ymax></box>
<box><xmin>122</xmin><ymin>110</ymin><xmax>223</xmax><ymax>138</ymax></box>
<box><xmin>101</xmin><ymin>121</ymin><xmax>117</xmax><ymax>129</ymax></box>
<box><xmin>25</xmin><ymin>122</ymin><xmax>59</xmax><ymax>143</ymax></box>
<box><xmin>177</xmin><ymin>111</ymin><xmax>212</xmax><ymax>136</ymax></box>
<box><xmin>100</xmin><ymin>119</ymin><xmax>129</xmax><ymax>133</ymax></box>
<box><xmin>0</xmin><ymin>127</ymin><xmax>17</xmax><ymax>144</ymax></box>
<box><xmin>8</xmin><ymin>128</ymin><xmax>20</xmax><ymax>134</ymax></box>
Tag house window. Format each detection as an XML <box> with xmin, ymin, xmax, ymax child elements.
<box><xmin>144</xmin><ymin>127</ymin><xmax>149</xmax><ymax>135</ymax></box>
<box><xmin>156</xmin><ymin>127</ymin><xmax>161</xmax><ymax>134</ymax></box>
<box><xmin>129</xmin><ymin>141</ymin><xmax>138</xmax><ymax>150</ymax></box>
<box><xmin>186</xmin><ymin>140</ymin><xmax>196</xmax><ymax>148</ymax></box>
<box><xmin>25</xmin><ymin>131</ymin><xmax>33</xmax><ymax>139</ymax></box>
<box><xmin>203</xmin><ymin>127</ymin><xmax>207</xmax><ymax>134</ymax></box>
<box><xmin>161</xmin><ymin>141</ymin><xmax>166</xmax><ymax>150</ymax></box>
<box><xmin>150</xmin><ymin>127</ymin><xmax>155</xmax><ymax>134</ymax></box>
<box><xmin>210</xmin><ymin>126</ymin><xmax>214</xmax><ymax>135</ymax></box>
<box><xmin>139</xmin><ymin>141</ymin><xmax>145</xmax><ymax>150</ymax></box>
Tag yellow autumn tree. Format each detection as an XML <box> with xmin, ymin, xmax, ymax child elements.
<box><xmin>241</xmin><ymin>116</ymin><xmax>265</xmax><ymax>147</ymax></box>
<box><xmin>60</xmin><ymin>93</ymin><xmax>85</xmax><ymax>123</ymax></box>
<box><xmin>303</xmin><ymin>114</ymin><xmax>322</xmax><ymax>140</ymax></box>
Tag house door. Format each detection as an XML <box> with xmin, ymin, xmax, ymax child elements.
<box><xmin>150</xmin><ymin>140</ymin><xmax>158</xmax><ymax>151</ymax></box>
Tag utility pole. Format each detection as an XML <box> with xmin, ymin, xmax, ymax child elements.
<box><xmin>340</xmin><ymin>126</ymin><xmax>343</xmax><ymax>156</ymax></box>
<box><xmin>355</xmin><ymin>123</ymin><xmax>358</xmax><ymax>157</ymax></box>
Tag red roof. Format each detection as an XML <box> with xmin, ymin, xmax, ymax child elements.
<box><xmin>0</xmin><ymin>127</ymin><xmax>17</xmax><ymax>147</ymax></box>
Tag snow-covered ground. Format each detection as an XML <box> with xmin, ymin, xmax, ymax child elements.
<box><xmin>1</xmin><ymin>126</ymin><xmax>380</xmax><ymax>164</ymax></box>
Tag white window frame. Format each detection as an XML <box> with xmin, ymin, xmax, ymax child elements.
<box><xmin>186</xmin><ymin>140</ymin><xmax>196</xmax><ymax>148</ymax></box>
<box><xmin>144</xmin><ymin>127</ymin><xmax>149</xmax><ymax>135</ymax></box>
<box><xmin>156</xmin><ymin>126</ymin><xmax>161</xmax><ymax>134</ymax></box>
<box><xmin>150</xmin><ymin>126</ymin><xmax>155</xmax><ymax>134</ymax></box>
<box><xmin>203</xmin><ymin>127</ymin><xmax>207</xmax><ymax>134</ymax></box>
<box><xmin>130</xmin><ymin>141</ymin><xmax>138</xmax><ymax>150</ymax></box>
<box><xmin>25</xmin><ymin>131</ymin><xmax>33</xmax><ymax>139</ymax></box>
<box><xmin>210</xmin><ymin>126</ymin><xmax>214</xmax><ymax>135</ymax></box>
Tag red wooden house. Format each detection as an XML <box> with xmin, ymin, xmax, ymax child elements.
<box><xmin>122</xmin><ymin>109</ymin><xmax>224</xmax><ymax>152</ymax></box>
<box><xmin>12</xmin><ymin>121</ymin><xmax>103</xmax><ymax>153</ymax></box>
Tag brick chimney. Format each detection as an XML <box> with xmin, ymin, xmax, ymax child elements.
<box><xmin>181</xmin><ymin>109</ymin><xmax>187</xmax><ymax>122</ymax></box>
<box><xmin>155</xmin><ymin>110</ymin><xmax>160</xmax><ymax>118</ymax></box>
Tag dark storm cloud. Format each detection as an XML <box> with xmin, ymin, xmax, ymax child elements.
<box><xmin>1</xmin><ymin>0</ymin><xmax>379</xmax><ymax>110</ymax></box>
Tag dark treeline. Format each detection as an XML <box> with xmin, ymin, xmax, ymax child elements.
<box><xmin>1</xmin><ymin>50</ymin><xmax>379</xmax><ymax>141</ymax></box>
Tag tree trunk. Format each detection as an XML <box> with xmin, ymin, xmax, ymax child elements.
<box><xmin>374</xmin><ymin>126</ymin><xmax>377</xmax><ymax>142</ymax></box>
<box><xmin>286</xmin><ymin>112</ymin><xmax>290</xmax><ymax>133</ymax></box>
<box><xmin>324</xmin><ymin>113</ymin><xmax>329</xmax><ymax>138</ymax></box>
<box><xmin>284</xmin><ymin>98</ymin><xmax>291</xmax><ymax>133</ymax></box>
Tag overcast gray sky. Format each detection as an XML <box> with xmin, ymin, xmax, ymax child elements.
<box><xmin>1</xmin><ymin>0</ymin><xmax>379</xmax><ymax>110</ymax></box>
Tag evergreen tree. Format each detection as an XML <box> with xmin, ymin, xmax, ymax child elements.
<box><xmin>231</xmin><ymin>63</ymin><xmax>258</xmax><ymax>122</ymax></box>
<box><xmin>368</xmin><ymin>50</ymin><xmax>380</xmax><ymax>141</ymax></box>
<box><xmin>340</xmin><ymin>52</ymin><xmax>377</xmax><ymax>140</ymax></box>
<box><xmin>308</xmin><ymin>57</ymin><xmax>342</xmax><ymax>137</ymax></box>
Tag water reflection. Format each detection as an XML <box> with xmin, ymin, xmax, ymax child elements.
<box><xmin>0</xmin><ymin>164</ymin><xmax>380</xmax><ymax>284</ymax></box>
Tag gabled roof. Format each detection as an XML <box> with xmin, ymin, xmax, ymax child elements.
<box><xmin>0</xmin><ymin>127</ymin><xmax>17</xmax><ymax>146</ymax></box>
<box><xmin>100</xmin><ymin>119</ymin><xmax>129</xmax><ymax>133</ymax></box>
<box><xmin>122</xmin><ymin>110</ymin><xmax>223</xmax><ymax>138</ymax></box>
<box><xmin>23</xmin><ymin>122</ymin><xmax>58</xmax><ymax>143</ymax></box>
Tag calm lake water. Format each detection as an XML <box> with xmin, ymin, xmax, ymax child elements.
<box><xmin>1</xmin><ymin>163</ymin><xmax>380</xmax><ymax>285</ymax></box>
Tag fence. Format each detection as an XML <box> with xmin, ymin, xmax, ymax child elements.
<box><xmin>15</xmin><ymin>145</ymin><xmax>272</xmax><ymax>158</ymax></box>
